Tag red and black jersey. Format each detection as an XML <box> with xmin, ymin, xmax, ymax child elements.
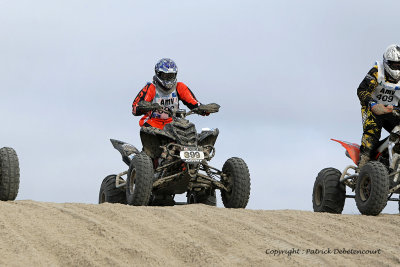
<box><xmin>131</xmin><ymin>82</ymin><xmax>200</xmax><ymax>129</ymax></box>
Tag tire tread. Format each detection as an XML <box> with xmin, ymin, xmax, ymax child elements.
<box><xmin>221</xmin><ymin>157</ymin><xmax>251</xmax><ymax>208</ymax></box>
<box><xmin>0</xmin><ymin>147</ymin><xmax>20</xmax><ymax>201</ymax></box>
<box><xmin>356</xmin><ymin>161</ymin><xmax>389</xmax><ymax>215</ymax></box>
<box><xmin>312</xmin><ymin>168</ymin><xmax>346</xmax><ymax>214</ymax></box>
<box><xmin>99</xmin><ymin>175</ymin><xmax>126</xmax><ymax>204</ymax></box>
<box><xmin>126</xmin><ymin>153</ymin><xmax>154</xmax><ymax>206</ymax></box>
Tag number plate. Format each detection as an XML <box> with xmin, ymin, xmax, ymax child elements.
<box><xmin>180</xmin><ymin>149</ymin><xmax>204</xmax><ymax>162</ymax></box>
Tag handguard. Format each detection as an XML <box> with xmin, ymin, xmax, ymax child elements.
<box><xmin>196</xmin><ymin>103</ymin><xmax>220</xmax><ymax>114</ymax></box>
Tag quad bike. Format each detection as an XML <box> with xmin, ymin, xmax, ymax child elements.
<box><xmin>99</xmin><ymin>103</ymin><xmax>251</xmax><ymax>208</ymax></box>
<box><xmin>0</xmin><ymin>147</ymin><xmax>20</xmax><ymax>200</ymax></box>
<box><xmin>312</xmin><ymin>126</ymin><xmax>400</xmax><ymax>215</ymax></box>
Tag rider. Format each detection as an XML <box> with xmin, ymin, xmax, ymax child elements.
<box><xmin>132</xmin><ymin>58</ymin><xmax>206</xmax><ymax>129</ymax></box>
<box><xmin>357</xmin><ymin>44</ymin><xmax>400</xmax><ymax>169</ymax></box>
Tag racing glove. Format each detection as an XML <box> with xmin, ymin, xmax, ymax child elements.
<box><xmin>136</xmin><ymin>101</ymin><xmax>161</xmax><ymax>114</ymax></box>
<box><xmin>371</xmin><ymin>103</ymin><xmax>393</xmax><ymax>115</ymax></box>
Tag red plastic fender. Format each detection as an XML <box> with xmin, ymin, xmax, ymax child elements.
<box><xmin>331</xmin><ymin>139</ymin><xmax>360</xmax><ymax>165</ymax></box>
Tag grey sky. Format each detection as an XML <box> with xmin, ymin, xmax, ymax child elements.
<box><xmin>1</xmin><ymin>0</ymin><xmax>400</xmax><ymax>213</ymax></box>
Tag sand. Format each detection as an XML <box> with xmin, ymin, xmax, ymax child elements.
<box><xmin>0</xmin><ymin>200</ymin><xmax>399</xmax><ymax>266</ymax></box>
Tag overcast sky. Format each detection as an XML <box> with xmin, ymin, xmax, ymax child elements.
<box><xmin>1</xmin><ymin>0</ymin><xmax>400</xmax><ymax>214</ymax></box>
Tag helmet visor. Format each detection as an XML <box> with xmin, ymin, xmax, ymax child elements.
<box><xmin>158</xmin><ymin>72</ymin><xmax>177</xmax><ymax>81</ymax></box>
<box><xmin>388</xmin><ymin>61</ymin><xmax>400</xmax><ymax>71</ymax></box>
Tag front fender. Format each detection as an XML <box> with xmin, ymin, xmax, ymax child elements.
<box><xmin>331</xmin><ymin>139</ymin><xmax>360</xmax><ymax>165</ymax></box>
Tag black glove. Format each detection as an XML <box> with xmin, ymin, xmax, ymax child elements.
<box><xmin>136</xmin><ymin>101</ymin><xmax>161</xmax><ymax>114</ymax></box>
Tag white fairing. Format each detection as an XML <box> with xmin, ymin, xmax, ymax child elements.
<box><xmin>371</xmin><ymin>61</ymin><xmax>400</xmax><ymax>106</ymax></box>
<box><xmin>377</xmin><ymin>138</ymin><xmax>389</xmax><ymax>153</ymax></box>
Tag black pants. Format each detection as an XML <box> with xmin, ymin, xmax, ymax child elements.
<box><xmin>361</xmin><ymin>107</ymin><xmax>400</xmax><ymax>156</ymax></box>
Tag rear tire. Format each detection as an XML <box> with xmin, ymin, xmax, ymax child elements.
<box><xmin>221</xmin><ymin>157</ymin><xmax>250</xmax><ymax>208</ymax></box>
<box><xmin>355</xmin><ymin>161</ymin><xmax>389</xmax><ymax>216</ymax></box>
<box><xmin>126</xmin><ymin>153</ymin><xmax>154</xmax><ymax>206</ymax></box>
<box><xmin>0</xmin><ymin>147</ymin><xmax>20</xmax><ymax>201</ymax></box>
<box><xmin>98</xmin><ymin>175</ymin><xmax>126</xmax><ymax>204</ymax></box>
<box><xmin>312</xmin><ymin>168</ymin><xmax>345</xmax><ymax>214</ymax></box>
<box><xmin>149</xmin><ymin>194</ymin><xmax>175</xmax><ymax>206</ymax></box>
<box><xmin>187</xmin><ymin>190</ymin><xmax>217</xmax><ymax>206</ymax></box>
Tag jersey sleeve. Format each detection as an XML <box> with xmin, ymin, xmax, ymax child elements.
<box><xmin>176</xmin><ymin>82</ymin><xmax>200</xmax><ymax>110</ymax></box>
<box><xmin>132</xmin><ymin>83</ymin><xmax>156</xmax><ymax>116</ymax></box>
<box><xmin>357</xmin><ymin>65</ymin><xmax>379</xmax><ymax>108</ymax></box>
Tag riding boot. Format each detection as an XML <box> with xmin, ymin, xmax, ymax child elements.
<box><xmin>358</xmin><ymin>154</ymin><xmax>370</xmax><ymax>170</ymax></box>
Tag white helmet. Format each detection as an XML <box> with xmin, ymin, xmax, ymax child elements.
<box><xmin>383</xmin><ymin>44</ymin><xmax>400</xmax><ymax>82</ymax></box>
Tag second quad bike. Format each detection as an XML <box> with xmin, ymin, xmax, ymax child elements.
<box><xmin>0</xmin><ymin>147</ymin><xmax>20</xmax><ymax>201</ymax></box>
<box><xmin>312</xmin><ymin>128</ymin><xmax>400</xmax><ymax>215</ymax></box>
<box><xmin>99</xmin><ymin>103</ymin><xmax>251</xmax><ymax>208</ymax></box>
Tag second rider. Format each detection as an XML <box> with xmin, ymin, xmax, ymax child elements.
<box><xmin>358</xmin><ymin>44</ymin><xmax>400</xmax><ymax>168</ymax></box>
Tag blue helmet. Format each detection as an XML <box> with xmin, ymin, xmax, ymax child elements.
<box><xmin>154</xmin><ymin>58</ymin><xmax>178</xmax><ymax>91</ymax></box>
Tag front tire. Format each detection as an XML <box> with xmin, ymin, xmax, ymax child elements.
<box><xmin>0</xmin><ymin>147</ymin><xmax>20</xmax><ymax>201</ymax></box>
<box><xmin>126</xmin><ymin>153</ymin><xmax>154</xmax><ymax>206</ymax></box>
<box><xmin>98</xmin><ymin>175</ymin><xmax>126</xmax><ymax>204</ymax></box>
<box><xmin>312</xmin><ymin>168</ymin><xmax>345</xmax><ymax>214</ymax></box>
<box><xmin>355</xmin><ymin>161</ymin><xmax>389</xmax><ymax>216</ymax></box>
<box><xmin>221</xmin><ymin>157</ymin><xmax>250</xmax><ymax>208</ymax></box>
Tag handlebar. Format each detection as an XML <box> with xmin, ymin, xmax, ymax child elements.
<box><xmin>156</xmin><ymin>103</ymin><xmax>220</xmax><ymax>119</ymax></box>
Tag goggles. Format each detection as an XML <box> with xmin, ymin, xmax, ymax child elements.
<box><xmin>388</xmin><ymin>61</ymin><xmax>400</xmax><ymax>70</ymax></box>
<box><xmin>158</xmin><ymin>72</ymin><xmax>177</xmax><ymax>81</ymax></box>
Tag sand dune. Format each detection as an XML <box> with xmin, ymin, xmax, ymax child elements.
<box><xmin>0</xmin><ymin>201</ymin><xmax>399</xmax><ymax>266</ymax></box>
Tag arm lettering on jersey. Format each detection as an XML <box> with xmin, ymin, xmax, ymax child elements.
<box><xmin>132</xmin><ymin>83</ymin><xmax>156</xmax><ymax>115</ymax></box>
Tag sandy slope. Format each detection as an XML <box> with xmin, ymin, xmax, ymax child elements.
<box><xmin>0</xmin><ymin>201</ymin><xmax>399</xmax><ymax>267</ymax></box>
